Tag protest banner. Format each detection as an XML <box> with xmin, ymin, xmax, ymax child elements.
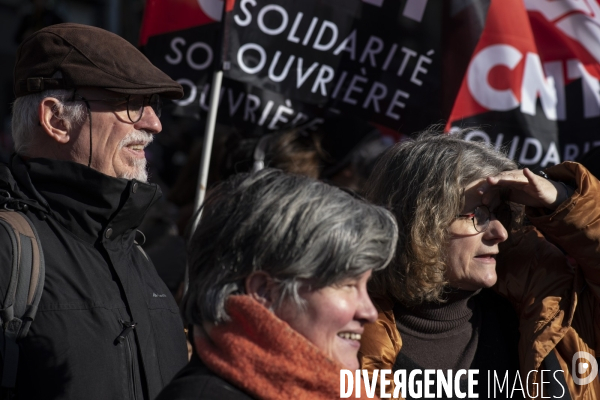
<box><xmin>220</xmin><ymin>0</ymin><xmax>443</xmax><ymax>136</ymax></box>
<box><xmin>141</xmin><ymin>0</ymin><xmax>600</xmax><ymax>169</ymax></box>
<box><xmin>448</xmin><ymin>0</ymin><xmax>600</xmax><ymax>168</ymax></box>
<box><xmin>142</xmin><ymin>0</ymin><xmax>445</xmax><ymax>138</ymax></box>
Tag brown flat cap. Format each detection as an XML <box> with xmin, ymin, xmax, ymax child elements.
<box><xmin>14</xmin><ymin>23</ymin><xmax>183</xmax><ymax>99</ymax></box>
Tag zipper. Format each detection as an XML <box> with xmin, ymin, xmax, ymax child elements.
<box><xmin>125</xmin><ymin>334</ymin><xmax>138</xmax><ymax>400</ymax></box>
<box><xmin>115</xmin><ymin>319</ymin><xmax>138</xmax><ymax>400</ymax></box>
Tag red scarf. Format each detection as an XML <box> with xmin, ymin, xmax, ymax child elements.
<box><xmin>194</xmin><ymin>295</ymin><xmax>376</xmax><ymax>400</ymax></box>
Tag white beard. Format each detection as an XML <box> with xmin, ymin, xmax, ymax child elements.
<box><xmin>119</xmin><ymin>157</ymin><xmax>149</xmax><ymax>182</ymax></box>
<box><xmin>117</xmin><ymin>130</ymin><xmax>154</xmax><ymax>182</ymax></box>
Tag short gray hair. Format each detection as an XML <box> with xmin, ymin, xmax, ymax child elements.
<box><xmin>11</xmin><ymin>89</ymin><xmax>87</xmax><ymax>155</ymax></box>
<box><xmin>182</xmin><ymin>169</ymin><xmax>398</xmax><ymax>325</ymax></box>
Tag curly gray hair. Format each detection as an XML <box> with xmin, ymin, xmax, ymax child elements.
<box><xmin>366</xmin><ymin>129</ymin><xmax>518</xmax><ymax>305</ymax></box>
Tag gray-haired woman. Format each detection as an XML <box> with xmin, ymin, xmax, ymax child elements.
<box><xmin>359</xmin><ymin>131</ymin><xmax>600</xmax><ymax>399</ymax></box>
<box><xmin>157</xmin><ymin>169</ymin><xmax>398</xmax><ymax>400</ymax></box>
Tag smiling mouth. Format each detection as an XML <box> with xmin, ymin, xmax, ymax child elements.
<box><xmin>124</xmin><ymin>140</ymin><xmax>150</xmax><ymax>151</ymax></box>
<box><xmin>337</xmin><ymin>332</ymin><xmax>362</xmax><ymax>341</ymax></box>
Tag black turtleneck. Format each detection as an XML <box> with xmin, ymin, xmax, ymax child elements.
<box><xmin>392</xmin><ymin>289</ymin><xmax>523</xmax><ymax>399</ymax></box>
<box><xmin>395</xmin><ymin>289</ymin><xmax>480</xmax><ymax>372</ymax></box>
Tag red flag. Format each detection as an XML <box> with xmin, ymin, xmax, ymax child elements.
<box><xmin>140</xmin><ymin>0</ymin><xmax>223</xmax><ymax>46</ymax></box>
<box><xmin>448</xmin><ymin>0</ymin><xmax>543</xmax><ymax>124</ymax></box>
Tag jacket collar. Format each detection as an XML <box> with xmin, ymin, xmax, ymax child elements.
<box><xmin>8</xmin><ymin>156</ymin><xmax>161</xmax><ymax>244</ymax></box>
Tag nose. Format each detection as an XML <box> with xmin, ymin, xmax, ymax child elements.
<box><xmin>356</xmin><ymin>291</ymin><xmax>378</xmax><ymax>324</ymax></box>
<box><xmin>483</xmin><ymin>218</ymin><xmax>508</xmax><ymax>244</ymax></box>
<box><xmin>134</xmin><ymin>104</ymin><xmax>162</xmax><ymax>134</ymax></box>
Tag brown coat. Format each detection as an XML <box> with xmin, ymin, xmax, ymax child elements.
<box><xmin>359</xmin><ymin>162</ymin><xmax>600</xmax><ymax>400</ymax></box>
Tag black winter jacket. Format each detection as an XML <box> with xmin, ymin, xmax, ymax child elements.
<box><xmin>0</xmin><ymin>157</ymin><xmax>188</xmax><ymax>400</ymax></box>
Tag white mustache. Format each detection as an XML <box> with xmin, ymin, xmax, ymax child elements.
<box><xmin>119</xmin><ymin>130</ymin><xmax>154</xmax><ymax>149</ymax></box>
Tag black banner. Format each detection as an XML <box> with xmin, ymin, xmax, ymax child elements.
<box><xmin>222</xmin><ymin>0</ymin><xmax>443</xmax><ymax>134</ymax></box>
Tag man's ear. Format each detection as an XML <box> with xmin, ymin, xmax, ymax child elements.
<box><xmin>245</xmin><ymin>271</ymin><xmax>278</xmax><ymax>308</ymax></box>
<box><xmin>38</xmin><ymin>98</ymin><xmax>70</xmax><ymax>144</ymax></box>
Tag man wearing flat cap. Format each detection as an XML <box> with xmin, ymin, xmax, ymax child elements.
<box><xmin>0</xmin><ymin>24</ymin><xmax>188</xmax><ymax>399</ymax></box>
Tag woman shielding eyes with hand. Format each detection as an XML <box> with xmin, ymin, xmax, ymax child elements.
<box><xmin>359</xmin><ymin>130</ymin><xmax>600</xmax><ymax>400</ymax></box>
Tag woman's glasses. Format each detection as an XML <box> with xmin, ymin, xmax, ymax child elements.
<box><xmin>456</xmin><ymin>204</ymin><xmax>512</xmax><ymax>233</ymax></box>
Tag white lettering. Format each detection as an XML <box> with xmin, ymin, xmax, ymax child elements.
<box><xmin>424</xmin><ymin>369</ymin><xmax>435</xmax><ymax>398</ymax></box>
<box><xmin>411</xmin><ymin>54</ymin><xmax>432</xmax><ymax>86</ymax></box>
<box><xmin>233</xmin><ymin>0</ymin><xmax>255</xmax><ymax>26</ymax></box>
<box><xmin>287</xmin><ymin>12</ymin><xmax>303</xmax><ymax>43</ymax></box>
<box><xmin>437</xmin><ymin>370</ymin><xmax>452</xmax><ymax>398</ymax></box>
<box><xmin>360</xmin><ymin>36</ymin><xmax>385</xmax><ymax>67</ymax></box>
<box><xmin>340</xmin><ymin>370</ymin><xmax>352</xmax><ymax>398</ymax></box>
<box><xmin>257</xmin><ymin>5</ymin><xmax>288</xmax><ymax>36</ymax></box>
<box><xmin>334</xmin><ymin>30</ymin><xmax>357</xmax><ymax>60</ymax></box>
<box><xmin>186</xmin><ymin>42</ymin><xmax>213</xmax><ymax>70</ymax></box>
<box><xmin>227</xmin><ymin>89</ymin><xmax>244</xmax><ymax>117</ymax></box>
<box><xmin>165</xmin><ymin>37</ymin><xmax>185</xmax><ymax>65</ymax></box>
<box><xmin>268</xmin><ymin>103</ymin><xmax>294</xmax><ymax>130</ymax></box>
<box><xmin>544</xmin><ymin>61</ymin><xmax>566</xmax><ymax>120</ymax></box>
<box><xmin>311</xmin><ymin>65</ymin><xmax>335</xmax><ymax>95</ymax></box>
<box><xmin>468</xmin><ymin>370</ymin><xmax>479</xmax><ymax>398</ymax></box>
<box><xmin>468</xmin><ymin>44</ymin><xmax>522</xmax><ymax>111</ymax></box>
<box><xmin>380</xmin><ymin>369</ymin><xmax>391</xmax><ymax>398</ymax></box>
<box><xmin>343</xmin><ymin>75</ymin><xmax>368</xmax><ymax>105</ymax></box>
<box><xmin>364</xmin><ymin>370</ymin><xmax>378</xmax><ymax>398</ymax></box>
<box><xmin>268</xmin><ymin>52</ymin><xmax>295</xmax><ymax>82</ymax></box>
<box><xmin>296</xmin><ymin>58</ymin><xmax>319</xmax><ymax>88</ymax></box>
<box><xmin>237</xmin><ymin>43</ymin><xmax>266</xmax><ymax>74</ymax></box>
<box><xmin>519</xmin><ymin>137</ymin><xmax>543</xmax><ymax>165</ymax></box>
<box><xmin>541</xmin><ymin>142</ymin><xmax>560</xmax><ymax>167</ymax></box>
<box><xmin>258</xmin><ymin>100</ymin><xmax>274</xmax><ymax>126</ymax></box>
<box><xmin>363</xmin><ymin>82</ymin><xmax>388</xmax><ymax>112</ymax></box>
<box><xmin>454</xmin><ymin>370</ymin><xmax>466</xmax><ymax>399</ymax></box>
<box><xmin>302</xmin><ymin>17</ymin><xmax>319</xmax><ymax>46</ymax></box>
<box><xmin>244</xmin><ymin>93</ymin><xmax>260</xmax><ymax>122</ymax></box>
<box><xmin>386</xmin><ymin>89</ymin><xmax>409</xmax><ymax>120</ymax></box>
<box><xmin>393</xmin><ymin>370</ymin><xmax>406</xmax><ymax>399</ymax></box>
<box><xmin>409</xmin><ymin>370</ymin><xmax>423</xmax><ymax>398</ymax></box>
<box><xmin>382</xmin><ymin>43</ymin><xmax>398</xmax><ymax>71</ymax></box>
<box><xmin>520</xmin><ymin>53</ymin><xmax>558</xmax><ymax>120</ymax></box>
<box><xmin>173</xmin><ymin>79</ymin><xmax>196</xmax><ymax>107</ymax></box>
<box><xmin>510</xmin><ymin>370</ymin><xmax>526</xmax><ymax>398</ymax></box>
<box><xmin>313</xmin><ymin>20</ymin><xmax>338</xmax><ymax>51</ymax></box>
<box><xmin>398</xmin><ymin>47</ymin><xmax>417</xmax><ymax>77</ymax></box>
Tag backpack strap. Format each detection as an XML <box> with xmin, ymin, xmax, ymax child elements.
<box><xmin>0</xmin><ymin>210</ymin><xmax>45</xmax><ymax>390</ymax></box>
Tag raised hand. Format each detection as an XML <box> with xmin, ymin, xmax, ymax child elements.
<box><xmin>483</xmin><ymin>168</ymin><xmax>570</xmax><ymax>210</ymax></box>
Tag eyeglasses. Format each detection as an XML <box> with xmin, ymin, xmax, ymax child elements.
<box><xmin>72</xmin><ymin>93</ymin><xmax>162</xmax><ymax>123</ymax></box>
<box><xmin>456</xmin><ymin>204</ymin><xmax>512</xmax><ymax>233</ymax></box>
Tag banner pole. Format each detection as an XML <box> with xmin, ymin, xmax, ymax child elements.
<box><xmin>191</xmin><ymin>70</ymin><xmax>223</xmax><ymax>232</ymax></box>
<box><xmin>184</xmin><ymin>69</ymin><xmax>223</xmax><ymax>294</ymax></box>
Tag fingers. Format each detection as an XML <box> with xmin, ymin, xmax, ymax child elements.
<box><xmin>486</xmin><ymin>169</ymin><xmax>528</xmax><ymax>187</ymax></box>
<box><xmin>522</xmin><ymin>167</ymin><xmax>545</xmax><ymax>187</ymax></box>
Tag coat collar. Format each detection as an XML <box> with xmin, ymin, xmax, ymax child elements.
<box><xmin>8</xmin><ymin>156</ymin><xmax>161</xmax><ymax>244</ymax></box>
